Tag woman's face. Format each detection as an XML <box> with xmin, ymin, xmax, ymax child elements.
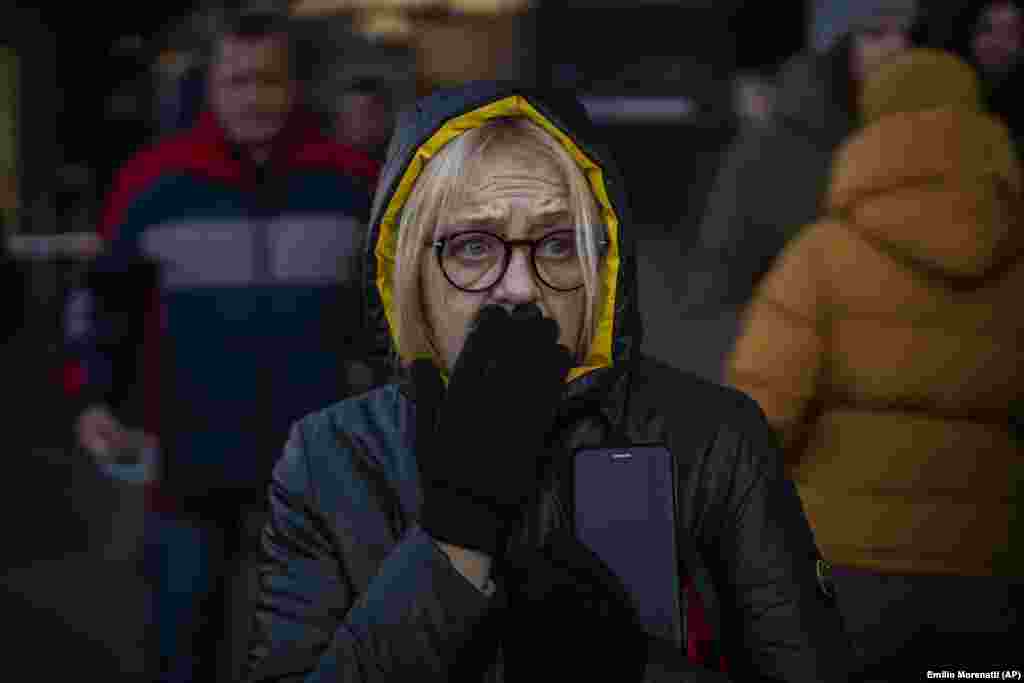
<box><xmin>420</xmin><ymin>141</ymin><xmax>586</xmax><ymax>371</ymax></box>
<box><xmin>972</xmin><ymin>1</ymin><xmax>1023</xmax><ymax>77</ymax></box>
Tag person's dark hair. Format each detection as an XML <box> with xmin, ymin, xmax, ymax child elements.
<box><xmin>201</xmin><ymin>8</ymin><xmax>302</xmax><ymax>79</ymax></box>
<box><xmin>347</xmin><ymin>77</ymin><xmax>385</xmax><ymax>95</ymax></box>
<box><xmin>223</xmin><ymin>9</ymin><xmax>290</xmax><ymax>39</ymax></box>
<box><xmin>344</xmin><ymin>77</ymin><xmax>394</xmax><ymax>110</ymax></box>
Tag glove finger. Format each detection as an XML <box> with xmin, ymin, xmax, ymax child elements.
<box><xmin>450</xmin><ymin>304</ymin><xmax>512</xmax><ymax>380</ymax></box>
<box><xmin>467</xmin><ymin>304</ymin><xmax>512</xmax><ymax>344</ymax></box>
<box><xmin>518</xmin><ymin>342</ymin><xmax>572</xmax><ymax>416</ymax></box>
<box><xmin>508</xmin><ymin>301</ymin><xmax>543</xmax><ymax>323</ymax></box>
<box><xmin>508</xmin><ymin>306</ymin><xmax>561</xmax><ymax>352</ymax></box>
<box><xmin>500</xmin><ymin>315</ymin><xmax>570</xmax><ymax>385</ymax></box>
<box><xmin>532</xmin><ymin>314</ymin><xmax>563</xmax><ymax>349</ymax></box>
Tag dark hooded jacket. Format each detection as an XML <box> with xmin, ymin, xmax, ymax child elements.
<box><xmin>683</xmin><ymin>36</ymin><xmax>857</xmax><ymax>316</ymax></box>
<box><xmin>244</xmin><ymin>82</ymin><xmax>853</xmax><ymax>683</ymax></box>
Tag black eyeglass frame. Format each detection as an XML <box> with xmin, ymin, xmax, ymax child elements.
<box><xmin>428</xmin><ymin>229</ymin><xmax>608</xmax><ymax>293</ymax></box>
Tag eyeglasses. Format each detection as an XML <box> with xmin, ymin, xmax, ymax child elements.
<box><xmin>429</xmin><ymin>229</ymin><xmax>602</xmax><ymax>293</ymax></box>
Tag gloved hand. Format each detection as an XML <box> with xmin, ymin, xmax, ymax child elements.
<box><xmin>411</xmin><ymin>303</ymin><xmax>573</xmax><ymax>559</ymax></box>
<box><xmin>499</xmin><ymin>526</ymin><xmax>650</xmax><ymax>682</ymax></box>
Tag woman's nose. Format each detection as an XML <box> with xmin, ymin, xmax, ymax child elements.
<box><xmin>495</xmin><ymin>246</ymin><xmax>540</xmax><ymax>303</ymax></box>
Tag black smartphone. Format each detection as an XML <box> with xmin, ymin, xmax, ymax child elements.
<box><xmin>573</xmin><ymin>445</ymin><xmax>682</xmax><ymax>647</ymax></box>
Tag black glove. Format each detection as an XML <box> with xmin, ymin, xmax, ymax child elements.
<box><xmin>411</xmin><ymin>303</ymin><xmax>573</xmax><ymax>558</ymax></box>
<box><xmin>499</xmin><ymin>526</ymin><xmax>650</xmax><ymax>682</ymax></box>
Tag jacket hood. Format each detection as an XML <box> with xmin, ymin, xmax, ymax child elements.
<box><xmin>860</xmin><ymin>49</ymin><xmax>983</xmax><ymax>125</ymax></box>
<box><xmin>827</xmin><ymin>106</ymin><xmax>1022</xmax><ymax>280</ymax></box>
<box><xmin>772</xmin><ymin>35</ymin><xmax>858</xmax><ymax>144</ymax></box>
<box><xmin>363</xmin><ymin>81</ymin><xmax>642</xmax><ymax>397</ymax></box>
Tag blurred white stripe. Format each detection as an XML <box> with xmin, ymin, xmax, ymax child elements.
<box><xmin>579</xmin><ymin>96</ymin><xmax>696</xmax><ymax>124</ymax></box>
<box><xmin>6</xmin><ymin>233</ymin><xmax>102</xmax><ymax>261</ymax></box>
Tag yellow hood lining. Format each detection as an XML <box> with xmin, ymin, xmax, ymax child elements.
<box><xmin>374</xmin><ymin>95</ymin><xmax>621</xmax><ymax>383</ymax></box>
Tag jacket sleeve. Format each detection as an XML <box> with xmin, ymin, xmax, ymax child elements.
<box><xmin>63</xmin><ymin>158</ymin><xmax>162</xmax><ymax>429</ymax></box>
<box><xmin>725</xmin><ymin>225</ymin><xmax>827</xmax><ymax>464</ymax></box>
<box><xmin>63</xmin><ymin>228</ymin><xmax>157</xmax><ymax>434</ymax></box>
<box><xmin>704</xmin><ymin>393</ymin><xmax>854</xmax><ymax>683</ymax></box>
<box><xmin>244</xmin><ymin>421</ymin><xmax>502</xmax><ymax>682</ymax></box>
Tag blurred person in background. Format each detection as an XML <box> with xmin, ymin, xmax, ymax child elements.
<box><xmin>63</xmin><ymin>9</ymin><xmax>381</xmax><ymax>682</ymax></box>
<box><xmin>679</xmin><ymin>0</ymin><xmax>919</xmax><ymax>384</ymax></box>
<box><xmin>932</xmin><ymin>0</ymin><xmax>1024</xmax><ymax>149</ymax></box>
<box><xmin>333</xmin><ymin>77</ymin><xmax>394</xmax><ymax>165</ymax></box>
<box><xmin>727</xmin><ymin>49</ymin><xmax>1023</xmax><ymax>680</ymax></box>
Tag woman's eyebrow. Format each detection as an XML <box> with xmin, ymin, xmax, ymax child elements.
<box><xmin>531</xmin><ymin>207</ymin><xmax>572</xmax><ymax>222</ymax></box>
<box><xmin>528</xmin><ymin>209</ymin><xmax>573</xmax><ymax>233</ymax></box>
<box><xmin>440</xmin><ymin>218</ymin><xmax>503</xmax><ymax>234</ymax></box>
<box><xmin>440</xmin><ymin>207</ymin><xmax>572</xmax><ymax>235</ymax></box>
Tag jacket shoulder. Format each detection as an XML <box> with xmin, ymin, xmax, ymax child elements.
<box><xmin>112</xmin><ymin>133</ymin><xmax>198</xmax><ymax>190</ymax></box>
<box><xmin>631</xmin><ymin>353</ymin><xmax>764</xmax><ymax>420</ymax></box>
<box><xmin>628</xmin><ymin>355</ymin><xmax>785</xmax><ymax>541</ymax></box>
<box><xmin>276</xmin><ymin>385</ymin><xmax>418</xmax><ymax>516</ymax></box>
<box><xmin>100</xmin><ymin>134</ymin><xmax>201</xmax><ymax>240</ymax></box>
<box><xmin>629</xmin><ymin>354</ymin><xmax>775</xmax><ymax>465</ymax></box>
<box><xmin>291</xmin><ymin>385</ymin><xmax>406</xmax><ymax>469</ymax></box>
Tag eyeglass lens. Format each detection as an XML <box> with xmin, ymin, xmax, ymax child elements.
<box><xmin>440</xmin><ymin>231</ymin><xmax>584</xmax><ymax>292</ymax></box>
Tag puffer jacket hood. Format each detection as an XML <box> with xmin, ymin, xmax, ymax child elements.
<box><xmin>828</xmin><ymin>109</ymin><xmax>1021</xmax><ymax>280</ymax></box>
<box><xmin>859</xmin><ymin>49</ymin><xmax>982</xmax><ymax>124</ymax></box>
<box><xmin>827</xmin><ymin>50</ymin><xmax>1023</xmax><ymax>281</ymax></box>
<box><xmin>362</xmin><ymin>82</ymin><xmax>642</xmax><ymax>404</ymax></box>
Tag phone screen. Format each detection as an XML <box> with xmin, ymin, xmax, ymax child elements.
<box><xmin>574</xmin><ymin>445</ymin><xmax>682</xmax><ymax>646</ymax></box>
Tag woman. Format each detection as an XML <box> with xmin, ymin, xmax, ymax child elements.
<box><xmin>727</xmin><ymin>50</ymin><xmax>1023</xmax><ymax>679</ymax></box>
<box><xmin>244</xmin><ymin>82</ymin><xmax>851</xmax><ymax>682</ymax></box>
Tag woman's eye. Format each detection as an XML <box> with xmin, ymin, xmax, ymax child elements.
<box><xmin>451</xmin><ymin>237</ymin><xmax>493</xmax><ymax>260</ymax></box>
<box><xmin>539</xmin><ymin>236</ymin><xmax>576</xmax><ymax>259</ymax></box>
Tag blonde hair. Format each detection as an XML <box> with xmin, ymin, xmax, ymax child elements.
<box><xmin>390</xmin><ymin>117</ymin><xmax>607</xmax><ymax>366</ymax></box>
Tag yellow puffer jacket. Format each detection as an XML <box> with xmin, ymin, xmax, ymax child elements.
<box><xmin>726</xmin><ymin>50</ymin><xmax>1024</xmax><ymax>577</ymax></box>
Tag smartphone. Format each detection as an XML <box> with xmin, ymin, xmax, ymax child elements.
<box><xmin>573</xmin><ymin>445</ymin><xmax>682</xmax><ymax>647</ymax></box>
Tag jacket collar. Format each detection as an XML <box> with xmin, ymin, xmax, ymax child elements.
<box><xmin>181</xmin><ymin>105</ymin><xmax>362</xmax><ymax>186</ymax></box>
